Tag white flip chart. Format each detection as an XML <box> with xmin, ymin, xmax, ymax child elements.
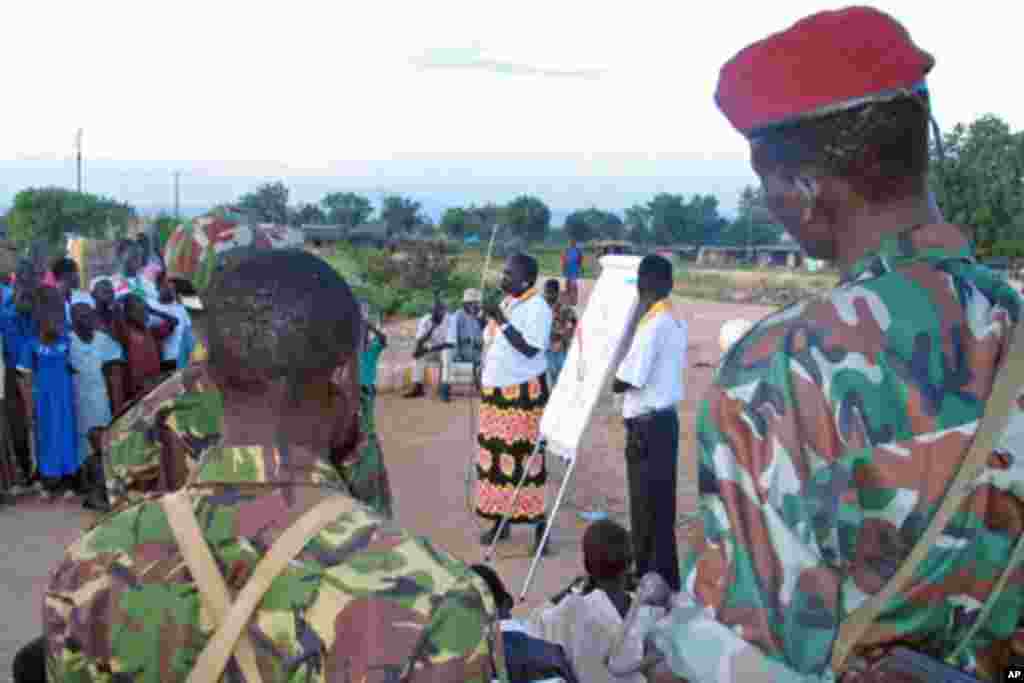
<box><xmin>540</xmin><ymin>255</ymin><xmax>643</xmax><ymax>461</ymax></box>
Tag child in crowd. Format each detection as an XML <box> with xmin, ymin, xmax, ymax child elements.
<box><xmin>90</xmin><ymin>278</ymin><xmax>116</xmax><ymax>335</ymax></box>
<box><xmin>544</xmin><ymin>278</ymin><xmax>578</xmax><ymax>386</ymax></box>
<box><xmin>115</xmin><ymin>242</ymin><xmax>158</xmax><ymax>301</ymax></box>
<box><xmin>0</xmin><ymin>332</ymin><xmax>14</xmax><ymax>506</ymax></box>
<box><xmin>147</xmin><ymin>273</ymin><xmax>192</xmax><ymax>373</ymax></box>
<box><xmin>4</xmin><ymin>261</ymin><xmax>41</xmax><ymax>493</ymax></box>
<box><xmin>16</xmin><ymin>288</ymin><xmax>79</xmax><ymax>500</ymax></box>
<box><xmin>112</xmin><ymin>294</ymin><xmax>177</xmax><ymax>402</ymax></box>
<box><xmin>68</xmin><ymin>303</ymin><xmax>123</xmax><ymax>511</ymax></box>
<box><xmin>51</xmin><ymin>257</ymin><xmax>94</xmax><ymax>322</ymax></box>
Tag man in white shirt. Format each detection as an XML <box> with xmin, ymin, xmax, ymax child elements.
<box><xmin>612</xmin><ymin>254</ymin><xmax>686</xmax><ymax>591</ymax></box>
<box><xmin>478</xmin><ymin>253</ymin><xmax>554</xmax><ymax>555</ymax></box>
<box><xmin>403</xmin><ymin>298</ymin><xmax>451</xmax><ymax>399</ymax></box>
<box><xmin>440</xmin><ymin>288</ymin><xmax>485</xmax><ymax>402</ymax></box>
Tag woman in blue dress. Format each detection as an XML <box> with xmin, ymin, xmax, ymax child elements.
<box><xmin>16</xmin><ymin>288</ymin><xmax>78</xmax><ymax>499</ymax></box>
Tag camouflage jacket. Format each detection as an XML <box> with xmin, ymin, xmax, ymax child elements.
<box><xmin>103</xmin><ymin>363</ymin><xmax>223</xmax><ymax>508</ymax></box>
<box><xmin>658</xmin><ymin>224</ymin><xmax>1024</xmax><ymax>682</ymax></box>
<box><xmin>46</xmin><ymin>443</ymin><xmax>507</xmax><ymax>682</ymax></box>
<box><xmin>103</xmin><ymin>363</ymin><xmax>394</xmax><ymax>521</ymax></box>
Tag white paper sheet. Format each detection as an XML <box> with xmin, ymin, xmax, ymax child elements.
<box><xmin>540</xmin><ymin>255</ymin><xmax>642</xmax><ymax>461</ymax></box>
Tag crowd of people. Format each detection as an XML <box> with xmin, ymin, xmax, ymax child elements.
<box><xmin>0</xmin><ymin>235</ymin><xmax>192</xmax><ymax>510</ymax></box>
<box><xmin>8</xmin><ymin>5</ymin><xmax>1024</xmax><ymax>683</ymax></box>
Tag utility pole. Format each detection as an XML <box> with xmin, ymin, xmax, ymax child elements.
<box><xmin>173</xmin><ymin>171</ymin><xmax>181</xmax><ymax>219</ymax></box>
<box><xmin>74</xmin><ymin>128</ymin><xmax>84</xmax><ymax>193</ymax></box>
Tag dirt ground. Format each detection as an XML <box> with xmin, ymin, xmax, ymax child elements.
<box><xmin>372</xmin><ymin>279</ymin><xmax>775</xmax><ymax>613</ymax></box>
<box><xmin>0</xmin><ymin>282</ymin><xmax>775</xmax><ymax>680</ymax></box>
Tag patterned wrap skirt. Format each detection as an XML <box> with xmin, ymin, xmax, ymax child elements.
<box><xmin>475</xmin><ymin>372</ymin><xmax>550</xmax><ymax>523</ymax></box>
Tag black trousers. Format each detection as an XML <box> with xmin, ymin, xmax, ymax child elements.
<box><xmin>624</xmin><ymin>406</ymin><xmax>681</xmax><ymax>591</ymax></box>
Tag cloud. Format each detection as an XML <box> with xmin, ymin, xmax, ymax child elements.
<box><xmin>410</xmin><ymin>45</ymin><xmax>605</xmax><ymax>80</ymax></box>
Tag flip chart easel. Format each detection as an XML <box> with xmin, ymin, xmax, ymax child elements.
<box><xmin>483</xmin><ymin>255</ymin><xmax>643</xmax><ymax>600</ymax></box>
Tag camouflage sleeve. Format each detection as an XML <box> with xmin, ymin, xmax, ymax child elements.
<box><xmin>321</xmin><ymin>531</ymin><xmax>509</xmax><ymax>682</ymax></box>
<box><xmin>103</xmin><ymin>365</ymin><xmax>222</xmax><ymax>507</ymax></box>
<box><xmin>103</xmin><ymin>401</ymin><xmax>165</xmax><ymax>508</ymax></box>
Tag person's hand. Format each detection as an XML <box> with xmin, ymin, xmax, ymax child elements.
<box><xmin>482</xmin><ymin>302</ymin><xmax>504</xmax><ymax>323</ymax></box>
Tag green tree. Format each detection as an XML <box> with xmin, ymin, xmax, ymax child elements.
<box><xmin>321</xmin><ymin>192</ymin><xmax>373</xmax><ymax>228</ymax></box>
<box><xmin>625</xmin><ymin>204</ymin><xmax>653</xmax><ymax>243</ymax></box>
<box><xmin>441</xmin><ymin>207</ymin><xmax>472</xmax><ymax>239</ymax></box>
<box><xmin>292</xmin><ymin>202</ymin><xmax>327</xmax><ymax>226</ymax></box>
<box><xmin>646</xmin><ymin>193</ymin><xmax>689</xmax><ymax>244</ymax></box>
<box><xmin>6</xmin><ymin>187</ymin><xmax>136</xmax><ymax>253</ymax></box>
<box><xmin>563</xmin><ymin>210</ymin><xmax>594</xmax><ymax>243</ymax></box>
<box><xmin>930</xmin><ymin>114</ymin><xmax>1024</xmax><ymax>254</ymax></box>
<box><xmin>237</xmin><ymin>181</ymin><xmax>290</xmax><ymax>223</ymax></box>
<box><xmin>380</xmin><ymin>195</ymin><xmax>426</xmax><ymax>236</ymax></box>
<box><xmin>564</xmin><ymin>207</ymin><xmax>624</xmax><ymax>242</ymax></box>
<box><xmin>504</xmin><ymin>195</ymin><xmax>551</xmax><ymax>243</ymax></box>
<box><xmin>466</xmin><ymin>203</ymin><xmax>501</xmax><ymax>239</ymax></box>
<box><xmin>717</xmin><ymin>185</ymin><xmax>783</xmax><ymax>247</ymax></box>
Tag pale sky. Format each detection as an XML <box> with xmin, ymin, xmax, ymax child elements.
<box><xmin>2</xmin><ymin>0</ymin><xmax>1019</xmax><ymax>215</ymax></box>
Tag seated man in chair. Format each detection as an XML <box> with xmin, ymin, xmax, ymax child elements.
<box><xmin>441</xmin><ymin>288</ymin><xmax>485</xmax><ymax>400</ymax></box>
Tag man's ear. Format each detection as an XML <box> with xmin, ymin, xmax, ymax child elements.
<box><xmin>793</xmin><ymin>175</ymin><xmax>820</xmax><ymax>225</ymax></box>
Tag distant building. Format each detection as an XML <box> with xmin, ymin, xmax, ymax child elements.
<box><xmin>697</xmin><ymin>243</ymin><xmax>806</xmax><ymax>269</ymax></box>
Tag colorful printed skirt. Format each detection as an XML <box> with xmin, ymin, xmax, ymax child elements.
<box><xmin>475</xmin><ymin>373</ymin><xmax>550</xmax><ymax>524</ymax></box>
<box><xmin>339</xmin><ymin>386</ymin><xmax>394</xmax><ymax>519</ymax></box>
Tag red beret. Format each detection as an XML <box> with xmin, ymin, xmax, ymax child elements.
<box><xmin>716</xmin><ymin>6</ymin><xmax>934</xmax><ymax>137</ymax></box>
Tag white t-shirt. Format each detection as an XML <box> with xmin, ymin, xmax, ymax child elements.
<box><xmin>615</xmin><ymin>308</ymin><xmax>687</xmax><ymax>419</ymax></box>
<box><xmin>415</xmin><ymin>313</ymin><xmax>450</xmax><ymax>350</ymax></box>
<box><xmin>482</xmin><ymin>290</ymin><xmax>552</xmax><ymax>389</ymax></box>
<box><xmin>147</xmin><ymin>300</ymin><xmax>192</xmax><ymax>361</ymax></box>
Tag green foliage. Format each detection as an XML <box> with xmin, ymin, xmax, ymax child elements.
<box><xmin>930</xmin><ymin>115</ymin><xmax>1024</xmax><ymax>251</ymax></box>
<box><xmin>504</xmin><ymin>195</ymin><xmax>551</xmax><ymax>243</ymax></box>
<box><xmin>292</xmin><ymin>202</ymin><xmax>326</xmax><ymax>226</ymax></box>
<box><xmin>236</xmin><ymin>181</ymin><xmax>290</xmax><ymax>223</ymax></box>
<box><xmin>321</xmin><ymin>192</ymin><xmax>373</xmax><ymax>228</ymax></box>
<box><xmin>6</xmin><ymin>187</ymin><xmax>136</xmax><ymax>253</ymax></box>
<box><xmin>641</xmin><ymin>193</ymin><xmax>727</xmax><ymax>245</ymax></box>
<box><xmin>324</xmin><ymin>243</ymin><xmax>468</xmax><ymax>319</ymax></box>
<box><xmin>441</xmin><ymin>207</ymin><xmax>472</xmax><ymax>239</ymax></box>
<box><xmin>564</xmin><ymin>207</ymin><xmax>623</xmax><ymax>242</ymax></box>
<box><xmin>380</xmin><ymin>195</ymin><xmax>428</xmax><ymax>236</ymax></box>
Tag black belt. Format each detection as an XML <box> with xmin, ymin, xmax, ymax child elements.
<box><xmin>624</xmin><ymin>405</ymin><xmax>676</xmax><ymax>427</ymax></box>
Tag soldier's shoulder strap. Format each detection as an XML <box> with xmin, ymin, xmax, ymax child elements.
<box><xmin>832</xmin><ymin>316</ymin><xmax>1024</xmax><ymax>674</ymax></box>
<box><xmin>161</xmin><ymin>489</ymin><xmax>357</xmax><ymax>683</ymax></box>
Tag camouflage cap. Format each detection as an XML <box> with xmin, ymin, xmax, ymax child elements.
<box><xmin>163</xmin><ymin>212</ymin><xmax>303</xmax><ymax>308</ymax></box>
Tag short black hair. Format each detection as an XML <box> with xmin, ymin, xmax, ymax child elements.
<box><xmin>34</xmin><ymin>286</ymin><xmax>64</xmax><ymax>319</ymax></box>
<box><xmin>205</xmin><ymin>250</ymin><xmax>360</xmax><ymax>385</ymax></box>
<box><xmin>583</xmin><ymin>519</ymin><xmax>633</xmax><ymax>581</ymax></box>
<box><xmin>638</xmin><ymin>254</ymin><xmax>673</xmax><ymax>298</ymax></box>
<box><xmin>545</xmin><ymin>278</ymin><xmax>560</xmax><ymax>292</ymax></box>
<box><xmin>752</xmin><ymin>95</ymin><xmax>930</xmax><ymax>203</ymax></box>
<box><xmin>470</xmin><ymin>564</ymin><xmax>514</xmax><ymax>614</ymax></box>
<box><xmin>510</xmin><ymin>252</ymin><xmax>539</xmax><ymax>286</ymax></box>
<box><xmin>51</xmin><ymin>257</ymin><xmax>78</xmax><ymax>281</ymax></box>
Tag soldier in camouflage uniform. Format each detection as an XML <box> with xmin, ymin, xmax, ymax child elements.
<box><xmin>40</xmin><ymin>250</ymin><xmax>507</xmax><ymax>682</ymax></box>
<box><xmin>98</xmin><ymin>214</ymin><xmax>394</xmax><ymax>518</ymax></box>
<box><xmin>649</xmin><ymin>8</ymin><xmax>1024</xmax><ymax>682</ymax></box>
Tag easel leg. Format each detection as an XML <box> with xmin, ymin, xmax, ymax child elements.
<box><xmin>519</xmin><ymin>453</ymin><xmax>577</xmax><ymax>601</ymax></box>
<box><xmin>484</xmin><ymin>439</ymin><xmax>544</xmax><ymax>563</ymax></box>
